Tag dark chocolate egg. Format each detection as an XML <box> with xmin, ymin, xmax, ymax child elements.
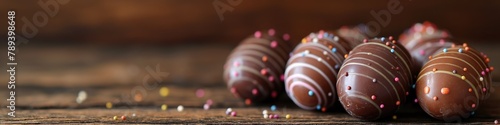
<box><xmin>416</xmin><ymin>44</ymin><xmax>493</xmax><ymax>122</ymax></box>
<box><xmin>285</xmin><ymin>26</ymin><xmax>368</xmax><ymax>111</ymax></box>
<box><xmin>399</xmin><ymin>21</ymin><xmax>454</xmax><ymax>70</ymax></box>
<box><xmin>337</xmin><ymin>38</ymin><xmax>413</xmax><ymax>120</ymax></box>
<box><xmin>223</xmin><ymin>29</ymin><xmax>293</xmax><ymax>103</ymax></box>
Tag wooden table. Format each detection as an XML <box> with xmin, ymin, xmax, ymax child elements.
<box><xmin>1</xmin><ymin>83</ymin><xmax>499</xmax><ymax>124</ymax></box>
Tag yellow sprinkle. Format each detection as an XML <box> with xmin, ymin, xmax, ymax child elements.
<box><xmin>159</xmin><ymin>87</ymin><xmax>170</xmax><ymax>97</ymax></box>
<box><xmin>301</xmin><ymin>38</ymin><xmax>307</xmax><ymax>43</ymax></box>
<box><xmin>106</xmin><ymin>102</ymin><xmax>113</xmax><ymax>109</ymax></box>
<box><xmin>113</xmin><ymin>116</ymin><xmax>118</xmax><ymax>120</ymax></box>
<box><xmin>392</xmin><ymin>115</ymin><xmax>397</xmax><ymax>120</ymax></box>
<box><xmin>461</xmin><ymin>76</ymin><xmax>466</xmax><ymax>80</ymax></box>
<box><xmin>286</xmin><ymin>114</ymin><xmax>291</xmax><ymax>119</ymax></box>
<box><xmin>161</xmin><ymin>104</ymin><xmax>168</xmax><ymax>111</ymax></box>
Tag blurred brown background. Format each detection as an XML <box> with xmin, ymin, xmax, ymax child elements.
<box><xmin>0</xmin><ymin>0</ymin><xmax>499</xmax><ymax>88</ymax></box>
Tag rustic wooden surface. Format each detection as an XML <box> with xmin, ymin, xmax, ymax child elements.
<box><xmin>0</xmin><ymin>83</ymin><xmax>499</xmax><ymax>124</ymax></box>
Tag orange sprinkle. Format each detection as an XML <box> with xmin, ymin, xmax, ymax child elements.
<box><xmin>433</xmin><ymin>96</ymin><xmax>438</xmax><ymax>101</ymax></box>
<box><xmin>396</xmin><ymin>101</ymin><xmax>400</xmax><ymax>106</ymax></box>
<box><xmin>451</xmin><ymin>44</ymin><xmax>456</xmax><ymax>48</ymax></box>
<box><xmin>441</xmin><ymin>88</ymin><xmax>450</xmax><ymax>95</ymax></box>
<box><xmin>321</xmin><ymin>107</ymin><xmax>327</xmax><ymax>112</ymax></box>
<box><xmin>463</xmin><ymin>43</ymin><xmax>468</xmax><ymax>47</ymax></box>
<box><xmin>486</xmin><ymin>58</ymin><xmax>490</xmax><ymax>63</ymax></box>
<box><xmin>392</xmin><ymin>40</ymin><xmax>396</xmax><ymax>43</ymax></box>
<box><xmin>463</xmin><ymin>67</ymin><xmax>467</xmax><ymax>72</ymax></box>
<box><xmin>301</xmin><ymin>38</ymin><xmax>307</xmax><ymax>43</ymax></box>
<box><xmin>344</xmin><ymin>54</ymin><xmax>349</xmax><ymax>58</ymax></box>
<box><xmin>328</xmin><ymin>45</ymin><xmax>333</xmax><ymax>49</ymax></box>
<box><xmin>245</xmin><ymin>98</ymin><xmax>252</xmax><ymax>105</ymax></box>
<box><xmin>490</xmin><ymin>67</ymin><xmax>494</xmax><ymax>72</ymax></box>
<box><xmin>432</xmin><ymin>68</ymin><xmax>437</xmax><ymax>72</ymax></box>
<box><xmin>425</xmin><ymin>86</ymin><xmax>430</xmax><ymax>94</ymax></box>
<box><xmin>385</xmin><ymin>42</ymin><xmax>390</xmax><ymax>46</ymax></box>
<box><xmin>428</xmin><ymin>56</ymin><xmax>433</xmax><ymax>60</ymax></box>
<box><xmin>465</xmin><ymin>47</ymin><xmax>470</xmax><ymax>51</ymax></box>
<box><xmin>468</xmin><ymin>88</ymin><xmax>473</xmax><ymax>93</ymax></box>
<box><xmin>262</xmin><ymin>56</ymin><xmax>268</xmax><ymax>62</ymax></box>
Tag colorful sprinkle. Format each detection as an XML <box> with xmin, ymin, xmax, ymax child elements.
<box><xmin>268</xmin><ymin>76</ymin><xmax>275</xmax><ymax>82</ymax></box>
<box><xmin>372</xmin><ymin>79</ymin><xmax>377</xmax><ymax>83</ymax></box>
<box><xmin>283</xmin><ymin>34</ymin><xmax>290</xmax><ymax>41</ymax></box>
<box><xmin>312</xmin><ymin>38</ymin><xmax>318</xmax><ymax>43</ymax></box>
<box><xmin>345</xmin><ymin>72</ymin><xmax>349</xmax><ymax>77</ymax></box>
<box><xmin>494</xmin><ymin>120</ymin><xmax>498</xmax><ymax>124</ymax></box>
<box><xmin>414</xmin><ymin>98</ymin><xmax>419</xmax><ymax>103</ymax></box>
<box><xmin>252</xmin><ymin>88</ymin><xmax>258</xmax><ymax>95</ymax></box>
<box><xmin>441</xmin><ymin>88</ymin><xmax>450</xmax><ymax>95</ymax></box>
<box><xmin>480</xmin><ymin>77</ymin><xmax>484</xmax><ymax>82</ymax></box>
<box><xmin>333</xmin><ymin>36</ymin><xmax>339</xmax><ymax>41</ymax></box>
<box><xmin>196</xmin><ymin>89</ymin><xmax>205</xmax><ymax>98</ymax></box>
<box><xmin>392</xmin><ymin>115</ymin><xmax>397</xmax><ymax>120</ymax></box>
<box><xmin>481</xmin><ymin>71</ymin><xmax>486</xmax><ymax>76</ymax></box>
<box><xmin>308</xmin><ymin>90</ymin><xmax>314</xmax><ymax>96</ymax></box>
<box><xmin>469</xmin><ymin>88</ymin><xmax>473</xmax><ymax>93</ymax></box>
<box><xmin>483</xmin><ymin>88</ymin><xmax>487</xmax><ymax>92</ymax></box>
<box><xmin>394</xmin><ymin>77</ymin><xmax>399</xmax><ymax>82</ymax></box>
<box><xmin>203</xmin><ymin>103</ymin><xmax>210</xmax><ymax>110</ymax></box>
<box><xmin>425</xmin><ymin>86</ymin><xmax>430</xmax><ymax>94</ymax></box>
<box><xmin>233</xmin><ymin>72</ymin><xmax>239</xmax><ymax>77</ymax></box>
<box><xmin>161</xmin><ymin>104</ymin><xmax>168</xmax><ymax>110</ymax></box>
<box><xmin>113</xmin><ymin>116</ymin><xmax>118</xmax><ymax>120</ymax></box>
<box><xmin>270</xmin><ymin>41</ymin><xmax>278</xmax><ymax>48</ymax></box>
<box><xmin>396</xmin><ymin>101</ymin><xmax>400</xmax><ymax>106</ymax></box>
<box><xmin>268</xmin><ymin>29</ymin><xmax>275</xmax><ymax>36</ymax></box>
<box><xmin>458</xmin><ymin>48</ymin><xmax>463</xmax><ymax>53</ymax></box>
<box><xmin>433</xmin><ymin>96</ymin><xmax>438</xmax><ymax>101</ymax></box>
<box><xmin>106</xmin><ymin>102</ymin><xmax>113</xmax><ymax>109</ymax></box>
<box><xmin>286</xmin><ymin>114</ymin><xmax>291</xmax><ymax>119</ymax></box>
<box><xmin>347</xmin><ymin>86</ymin><xmax>351</xmax><ymax>90</ymax></box>
<box><xmin>230</xmin><ymin>111</ymin><xmax>237</xmax><ymax>116</ymax></box>
<box><xmin>254</xmin><ymin>31</ymin><xmax>262</xmax><ymax>38</ymax></box>
<box><xmin>260</xmin><ymin>68</ymin><xmax>267</xmax><ymax>75</ymax></box>
<box><xmin>419</xmin><ymin>50</ymin><xmax>425</xmax><ymax>55</ymax></box>
<box><xmin>159</xmin><ymin>87</ymin><xmax>170</xmax><ymax>97</ymax></box>
<box><xmin>316</xmin><ymin>105</ymin><xmax>321</xmax><ymax>110</ymax></box>
<box><xmin>245</xmin><ymin>98</ymin><xmax>252</xmax><ymax>105</ymax></box>
<box><xmin>121</xmin><ymin>116</ymin><xmax>126</xmax><ymax>120</ymax></box>
<box><xmin>472</xmin><ymin>103</ymin><xmax>476</xmax><ymax>108</ymax></box>
<box><xmin>328</xmin><ymin>92</ymin><xmax>333</xmax><ymax>96</ymax></box>
<box><xmin>371</xmin><ymin>95</ymin><xmax>376</xmax><ymax>100</ymax></box>
<box><xmin>262</xmin><ymin>56</ymin><xmax>268</xmax><ymax>62</ymax></box>
<box><xmin>461</xmin><ymin>76</ymin><xmax>466</xmax><ymax>80</ymax></box>
<box><xmin>280</xmin><ymin>74</ymin><xmax>285</xmax><ymax>81</ymax></box>
<box><xmin>412</xmin><ymin>84</ymin><xmax>416</xmax><ymax>89</ymax></box>
<box><xmin>432</xmin><ymin>68</ymin><xmax>437</xmax><ymax>72</ymax></box>
<box><xmin>390</xmin><ymin>49</ymin><xmax>395</xmax><ymax>53</ymax></box>
<box><xmin>177</xmin><ymin>105</ymin><xmax>184</xmax><ymax>112</ymax></box>
<box><xmin>380</xmin><ymin>104</ymin><xmax>385</xmax><ymax>109</ymax></box>
<box><xmin>452</xmin><ymin>70</ymin><xmax>457</xmax><ymax>74</ymax></box>
<box><xmin>270</xmin><ymin>105</ymin><xmax>277</xmax><ymax>111</ymax></box>
<box><xmin>271</xmin><ymin>91</ymin><xmax>278</xmax><ymax>98</ymax></box>
<box><xmin>443</xmin><ymin>48</ymin><xmax>448</xmax><ymax>53</ymax></box>
<box><xmin>262</xmin><ymin>110</ymin><xmax>268</xmax><ymax>115</ymax></box>
<box><xmin>226</xmin><ymin>108</ymin><xmax>232</xmax><ymax>115</ymax></box>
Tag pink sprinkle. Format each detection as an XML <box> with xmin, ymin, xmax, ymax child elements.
<box><xmin>394</xmin><ymin>77</ymin><xmax>400</xmax><ymax>82</ymax></box>
<box><xmin>389</xmin><ymin>36</ymin><xmax>394</xmax><ymax>40</ymax></box>
<box><xmin>419</xmin><ymin>50</ymin><xmax>425</xmax><ymax>56</ymax></box>
<box><xmin>271</xmin><ymin>91</ymin><xmax>278</xmax><ymax>98</ymax></box>
<box><xmin>260</xmin><ymin>69</ymin><xmax>267</xmax><ymax>75</ymax></box>
<box><xmin>439</xmin><ymin>39</ymin><xmax>445</xmax><ymax>45</ymax></box>
<box><xmin>230</xmin><ymin>111</ymin><xmax>237</xmax><ymax>116</ymax></box>
<box><xmin>282</xmin><ymin>34</ymin><xmax>290</xmax><ymax>41</ymax></box>
<box><xmin>254</xmin><ymin>31</ymin><xmax>262</xmax><ymax>38</ymax></box>
<box><xmin>380</xmin><ymin>104</ymin><xmax>385</xmax><ymax>109</ymax></box>
<box><xmin>268</xmin><ymin>76</ymin><xmax>275</xmax><ymax>82</ymax></box>
<box><xmin>472</xmin><ymin>103</ymin><xmax>476</xmax><ymax>108</ymax></box>
<box><xmin>268</xmin><ymin>29</ymin><xmax>276</xmax><ymax>36</ymax></box>
<box><xmin>486</xmin><ymin>68</ymin><xmax>490</xmax><ymax>72</ymax></box>
<box><xmin>203</xmin><ymin>103</ymin><xmax>210</xmax><ymax>110</ymax></box>
<box><xmin>318</xmin><ymin>33</ymin><xmax>323</xmax><ymax>39</ymax></box>
<box><xmin>252</xmin><ymin>88</ymin><xmax>258</xmax><ymax>95</ymax></box>
<box><xmin>414</xmin><ymin>98</ymin><xmax>419</xmax><ymax>103</ymax></box>
<box><xmin>270</xmin><ymin>41</ymin><xmax>278</xmax><ymax>48</ymax></box>
<box><xmin>483</xmin><ymin>88</ymin><xmax>487</xmax><ymax>92</ymax></box>
<box><xmin>206</xmin><ymin>99</ymin><xmax>213</xmax><ymax>105</ymax></box>
<box><xmin>273</xmin><ymin>114</ymin><xmax>280</xmax><ymax>119</ymax></box>
<box><xmin>233</xmin><ymin>61</ymin><xmax>240</xmax><ymax>67</ymax></box>
<box><xmin>481</xmin><ymin>71</ymin><xmax>486</xmax><ymax>76</ymax></box>
<box><xmin>280</xmin><ymin>74</ymin><xmax>285</xmax><ymax>81</ymax></box>
<box><xmin>234</xmin><ymin>72</ymin><xmax>239</xmax><ymax>77</ymax></box>
<box><xmin>363</xmin><ymin>39</ymin><xmax>368</xmax><ymax>43</ymax></box>
<box><xmin>196</xmin><ymin>89</ymin><xmax>205</xmax><ymax>98</ymax></box>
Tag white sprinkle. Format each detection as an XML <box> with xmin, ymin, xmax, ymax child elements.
<box><xmin>333</xmin><ymin>36</ymin><xmax>339</xmax><ymax>42</ymax></box>
<box><xmin>480</xmin><ymin>77</ymin><xmax>484</xmax><ymax>82</ymax></box>
<box><xmin>323</xmin><ymin>51</ymin><xmax>328</xmax><ymax>55</ymax></box>
<box><xmin>313</xmin><ymin>38</ymin><xmax>318</xmax><ymax>43</ymax></box>
<box><xmin>226</xmin><ymin>108</ymin><xmax>233</xmax><ymax>115</ymax></box>
<box><xmin>262</xmin><ymin>110</ymin><xmax>268</xmax><ymax>115</ymax></box>
<box><xmin>263</xmin><ymin>114</ymin><xmax>268</xmax><ymax>119</ymax></box>
<box><xmin>304</xmin><ymin>50</ymin><xmax>310</xmax><ymax>54</ymax></box>
<box><xmin>132</xmin><ymin>113</ymin><xmax>136</xmax><ymax>117</ymax></box>
<box><xmin>317</xmin><ymin>58</ymin><xmax>322</xmax><ymax>62</ymax></box>
<box><xmin>177</xmin><ymin>105</ymin><xmax>184</xmax><ymax>112</ymax></box>
<box><xmin>328</xmin><ymin>92</ymin><xmax>332</xmax><ymax>96</ymax></box>
<box><xmin>76</xmin><ymin>90</ymin><xmax>87</xmax><ymax>104</ymax></box>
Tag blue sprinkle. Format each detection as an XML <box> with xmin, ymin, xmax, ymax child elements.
<box><xmin>443</xmin><ymin>48</ymin><xmax>448</xmax><ymax>53</ymax></box>
<box><xmin>412</xmin><ymin>84</ymin><xmax>416</xmax><ymax>89</ymax></box>
<box><xmin>270</xmin><ymin>105</ymin><xmax>277</xmax><ymax>111</ymax></box>
<box><xmin>390</xmin><ymin>49</ymin><xmax>395</xmax><ymax>53</ymax></box>
<box><xmin>334</xmin><ymin>64</ymin><xmax>339</xmax><ymax>69</ymax></box>
<box><xmin>308</xmin><ymin>90</ymin><xmax>314</xmax><ymax>96</ymax></box>
<box><xmin>471</xmin><ymin>111</ymin><xmax>475</xmax><ymax>115</ymax></box>
<box><xmin>324</xmin><ymin>33</ymin><xmax>328</xmax><ymax>38</ymax></box>
<box><xmin>381</xmin><ymin>37</ymin><xmax>385</xmax><ymax>41</ymax></box>
<box><xmin>458</xmin><ymin>48</ymin><xmax>463</xmax><ymax>53</ymax></box>
<box><xmin>332</xmin><ymin>48</ymin><xmax>337</xmax><ymax>53</ymax></box>
<box><xmin>316</xmin><ymin>105</ymin><xmax>321</xmax><ymax>110</ymax></box>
